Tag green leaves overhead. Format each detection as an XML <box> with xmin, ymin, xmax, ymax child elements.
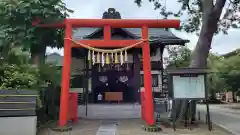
<box><xmin>216</xmin><ymin>55</ymin><xmax>240</xmax><ymax>92</ymax></box>
<box><xmin>165</xmin><ymin>46</ymin><xmax>191</xmax><ymax>68</ymax></box>
<box><xmin>0</xmin><ymin>63</ymin><xmax>38</xmax><ymax>89</ymax></box>
<box><xmin>134</xmin><ymin>0</ymin><xmax>240</xmax><ymax>34</ymax></box>
<box><xmin>0</xmin><ymin>0</ymin><xmax>73</xmax><ymax>24</ymax></box>
<box><xmin>0</xmin><ymin>0</ymin><xmax>73</xmax><ymax>51</ymax></box>
<box><xmin>0</xmin><ymin>62</ymin><xmax>62</xmax><ymax>90</ymax></box>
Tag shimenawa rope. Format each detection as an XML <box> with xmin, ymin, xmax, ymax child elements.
<box><xmin>64</xmin><ymin>38</ymin><xmax>148</xmax><ymax>53</ymax></box>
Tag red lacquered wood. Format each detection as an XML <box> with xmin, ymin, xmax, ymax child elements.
<box><xmin>58</xmin><ymin>21</ymin><xmax>72</xmax><ymax>127</ymax></box>
<box><xmin>32</xmin><ymin>19</ymin><xmax>180</xmax><ymax>28</ymax></box>
<box><xmin>142</xmin><ymin>25</ymin><xmax>155</xmax><ymax>126</ymax></box>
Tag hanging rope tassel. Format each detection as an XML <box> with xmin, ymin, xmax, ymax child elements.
<box><xmin>124</xmin><ymin>50</ymin><xmax>128</xmax><ymax>62</ymax></box>
<box><xmin>92</xmin><ymin>50</ymin><xmax>95</xmax><ymax>65</ymax></box>
<box><xmin>114</xmin><ymin>52</ymin><xmax>119</xmax><ymax>64</ymax></box>
<box><xmin>111</xmin><ymin>53</ymin><xmax>114</xmax><ymax>63</ymax></box>
<box><xmin>120</xmin><ymin>51</ymin><xmax>123</xmax><ymax>65</ymax></box>
<box><xmin>101</xmin><ymin>52</ymin><xmax>105</xmax><ymax>67</ymax></box>
<box><xmin>106</xmin><ymin>53</ymin><xmax>110</xmax><ymax>64</ymax></box>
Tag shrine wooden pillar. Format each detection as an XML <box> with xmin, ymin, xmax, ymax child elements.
<box><xmin>141</xmin><ymin>26</ymin><xmax>154</xmax><ymax>125</ymax></box>
<box><xmin>58</xmin><ymin>21</ymin><xmax>72</xmax><ymax>127</ymax></box>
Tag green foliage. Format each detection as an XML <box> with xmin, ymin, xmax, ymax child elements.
<box><xmin>0</xmin><ymin>62</ymin><xmax>61</xmax><ymax>90</ymax></box>
<box><xmin>0</xmin><ymin>46</ymin><xmax>61</xmax><ymax>90</ymax></box>
<box><xmin>0</xmin><ymin>63</ymin><xmax>38</xmax><ymax>89</ymax></box>
<box><xmin>2</xmin><ymin>47</ymin><xmax>30</xmax><ymax>64</ymax></box>
<box><xmin>205</xmin><ymin>53</ymin><xmax>240</xmax><ymax>94</ymax></box>
<box><xmin>0</xmin><ymin>47</ymin><xmax>36</xmax><ymax>89</ymax></box>
<box><xmin>165</xmin><ymin>46</ymin><xmax>191</xmax><ymax>68</ymax></box>
<box><xmin>206</xmin><ymin>54</ymin><xmax>226</xmax><ymax>96</ymax></box>
<box><xmin>216</xmin><ymin>55</ymin><xmax>240</xmax><ymax>92</ymax></box>
<box><xmin>134</xmin><ymin>0</ymin><xmax>240</xmax><ymax>34</ymax></box>
<box><xmin>0</xmin><ymin>0</ymin><xmax>73</xmax><ymax>63</ymax></box>
<box><xmin>38</xmin><ymin>64</ymin><xmax>62</xmax><ymax>88</ymax></box>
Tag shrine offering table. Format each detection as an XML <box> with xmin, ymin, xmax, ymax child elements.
<box><xmin>105</xmin><ymin>92</ymin><xmax>123</xmax><ymax>102</ymax></box>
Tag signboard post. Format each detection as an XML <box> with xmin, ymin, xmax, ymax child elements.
<box><xmin>166</xmin><ymin>68</ymin><xmax>211</xmax><ymax>131</ymax></box>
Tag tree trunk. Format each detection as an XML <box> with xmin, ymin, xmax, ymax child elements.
<box><xmin>30</xmin><ymin>44</ymin><xmax>47</xmax><ymax>65</ymax></box>
<box><xmin>30</xmin><ymin>28</ymin><xmax>53</xmax><ymax>65</ymax></box>
<box><xmin>171</xmin><ymin>0</ymin><xmax>226</xmax><ymax>121</ymax></box>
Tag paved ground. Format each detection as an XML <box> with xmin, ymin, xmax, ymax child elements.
<box><xmin>198</xmin><ymin>104</ymin><xmax>240</xmax><ymax>135</ymax></box>
<box><xmin>38</xmin><ymin>104</ymin><xmax>231</xmax><ymax>135</ymax></box>
<box><xmin>116</xmin><ymin>119</ymin><xmax>229</xmax><ymax>135</ymax></box>
<box><xmin>77</xmin><ymin>104</ymin><xmax>141</xmax><ymax>119</ymax></box>
<box><xmin>38</xmin><ymin>119</ymin><xmax>230</xmax><ymax>135</ymax></box>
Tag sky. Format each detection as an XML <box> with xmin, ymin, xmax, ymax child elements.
<box><xmin>46</xmin><ymin>0</ymin><xmax>240</xmax><ymax>56</ymax></box>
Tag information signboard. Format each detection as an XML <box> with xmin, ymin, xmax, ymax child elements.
<box><xmin>173</xmin><ymin>75</ymin><xmax>205</xmax><ymax>99</ymax></box>
<box><xmin>166</xmin><ymin>68</ymin><xmax>211</xmax><ymax>131</ymax></box>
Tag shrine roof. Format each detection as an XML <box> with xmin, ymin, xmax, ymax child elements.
<box><xmin>71</xmin><ymin>8</ymin><xmax>189</xmax><ymax>46</ymax></box>
<box><xmin>69</xmin><ymin>8</ymin><xmax>189</xmax><ymax>58</ymax></box>
<box><xmin>72</xmin><ymin>27</ymin><xmax>188</xmax><ymax>46</ymax></box>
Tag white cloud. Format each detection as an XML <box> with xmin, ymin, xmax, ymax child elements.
<box><xmin>47</xmin><ymin>0</ymin><xmax>240</xmax><ymax>56</ymax></box>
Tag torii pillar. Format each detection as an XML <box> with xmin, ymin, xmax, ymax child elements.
<box><xmin>58</xmin><ymin>22</ymin><xmax>72</xmax><ymax>126</ymax></box>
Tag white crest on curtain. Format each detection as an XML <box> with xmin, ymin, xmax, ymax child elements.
<box><xmin>99</xmin><ymin>76</ymin><xmax>108</xmax><ymax>83</ymax></box>
<box><xmin>119</xmin><ymin>76</ymin><xmax>128</xmax><ymax>83</ymax></box>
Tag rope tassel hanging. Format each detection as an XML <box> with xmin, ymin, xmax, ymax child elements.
<box><xmin>106</xmin><ymin>53</ymin><xmax>110</xmax><ymax>64</ymax></box>
<box><xmin>111</xmin><ymin>53</ymin><xmax>114</xmax><ymax>63</ymax></box>
<box><xmin>92</xmin><ymin>50</ymin><xmax>95</xmax><ymax>65</ymax></box>
<box><xmin>120</xmin><ymin>51</ymin><xmax>123</xmax><ymax>65</ymax></box>
<box><xmin>64</xmin><ymin>38</ymin><xmax>149</xmax><ymax>65</ymax></box>
<box><xmin>114</xmin><ymin>52</ymin><xmax>119</xmax><ymax>64</ymax></box>
<box><xmin>124</xmin><ymin>50</ymin><xmax>128</xmax><ymax>62</ymax></box>
<box><xmin>101</xmin><ymin>52</ymin><xmax>105</xmax><ymax>66</ymax></box>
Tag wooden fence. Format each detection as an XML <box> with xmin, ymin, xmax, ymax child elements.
<box><xmin>0</xmin><ymin>90</ymin><xmax>37</xmax><ymax>117</ymax></box>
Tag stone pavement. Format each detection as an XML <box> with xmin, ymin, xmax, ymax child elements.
<box><xmin>198</xmin><ymin>104</ymin><xmax>240</xmax><ymax>135</ymax></box>
<box><xmin>38</xmin><ymin>119</ymin><xmax>101</xmax><ymax>135</ymax></box>
<box><xmin>38</xmin><ymin>119</ymin><xmax>230</xmax><ymax>135</ymax></box>
<box><xmin>77</xmin><ymin>104</ymin><xmax>141</xmax><ymax>119</ymax></box>
<box><xmin>38</xmin><ymin>104</ymin><xmax>231</xmax><ymax>135</ymax></box>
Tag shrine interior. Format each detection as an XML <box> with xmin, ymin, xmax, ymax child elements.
<box><xmin>70</xmin><ymin>48</ymin><xmax>142</xmax><ymax>103</ymax></box>
<box><xmin>91</xmin><ymin>63</ymin><xmax>136</xmax><ymax>103</ymax></box>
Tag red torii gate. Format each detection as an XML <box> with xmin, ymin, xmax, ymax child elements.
<box><xmin>33</xmin><ymin>18</ymin><xmax>180</xmax><ymax>127</ymax></box>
